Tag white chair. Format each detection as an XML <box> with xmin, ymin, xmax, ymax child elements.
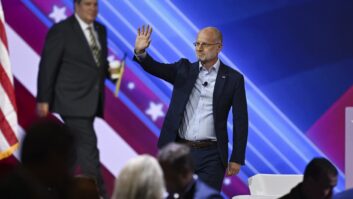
<box><xmin>232</xmin><ymin>174</ymin><xmax>303</xmax><ymax>199</ymax></box>
<box><xmin>249</xmin><ymin>174</ymin><xmax>303</xmax><ymax>196</ymax></box>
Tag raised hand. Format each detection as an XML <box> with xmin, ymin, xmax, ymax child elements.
<box><xmin>135</xmin><ymin>25</ymin><xmax>152</xmax><ymax>54</ymax></box>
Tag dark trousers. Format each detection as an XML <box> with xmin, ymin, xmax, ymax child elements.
<box><xmin>62</xmin><ymin>116</ymin><xmax>107</xmax><ymax>199</ymax></box>
<box><xmin>190</xmin><ymin>145</ymin><xmax>226</xmax><ymax>191</ymax></box>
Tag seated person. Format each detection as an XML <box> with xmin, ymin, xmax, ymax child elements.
<box><xmin>69</xmin><ymin>175</ymin><xmax>100</xmax><ymax>199</ymax></box>
<box><xmin>158</xmin><ymin>143</ymin><xmax>223</xmax><ymax>199</ymax></box>
<box><xmin>0</xmin><ymin>119</ymin><xmax>76</xmax><ymax>199</ymax></box>
<box><xmin>279</xmin><ymin>157</ymin><xmax>338</xmax><ymax>199</ymax></box>
<box><xmin>111</xmin><ymin>155</ymin><xmax>165</xmax><ymax>199</ymax></box>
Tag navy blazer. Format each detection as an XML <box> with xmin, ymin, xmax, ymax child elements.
<box><xmin>37</xmin><ymin>16</ymin><xmax>109</xmax><ymax>117</ymax></box>
<box><xmin>186</xmin><ymin>178</ymin><xmax>224</xmax><ymax>199</ymax></box>
<box><xmin>134</xmin><ymin>54</ymin><xmax>248</xmax><ymax>165</ymax></box>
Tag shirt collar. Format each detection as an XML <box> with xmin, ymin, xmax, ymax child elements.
<box><xmin>199</xmin><ymin>59</ymin><xmax>220</xmax><ymax>73</ymax></box>
<box><xmin>75</xmin><ymin>13</ymin><xmax>93</xmax><ymax>31</ymax></box>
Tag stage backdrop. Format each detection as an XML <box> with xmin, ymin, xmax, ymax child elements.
<box><xmin>3</xmin><ymin>0</ymin><xmax>353</xmax><ymax>197</ymax></box>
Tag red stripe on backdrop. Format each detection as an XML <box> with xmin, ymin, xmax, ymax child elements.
<box><xmin>0</xmin><ymin>110</ymin><xmax>18</xmax><ymax>145</ymax></box>
<box><xmin>0</xmin><ymin>63</ymin><xmax>17</xmax><ymax>110</ymax></box>
<box><xmin>0</xmin><ymin>19</ymin><xmax>8</xmax><ymax>49</ymax></box>
<box><xmin>14</xmin><ymin>79</ymin><xmax>45</xmax><ymax>129</ymax></box>
<box><xmin>104</xmin><ymin>87</ymin><xmax>159</xmax><ymax>155</ymax></box>
<box><xmin>14</xmin><ymin>78</ymin><xmax>116</xmax><ymax>196</ymax></box>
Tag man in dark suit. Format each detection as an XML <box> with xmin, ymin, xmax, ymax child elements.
<box><xmin>134</xmin><ymin>25</ymin><xmax>248</xmax><ymax>191</ymax></box>
<box><xmin>280</xmin><ymin>157</ymin><xmax>338</xmax><ymax>199</ymax></box>
<box><xmin>0</xmin><ymin>120</ymin><xmax>76</xmax><ymax>199</ymax></box>
<box><xmin>158</xmin><ymin>143</ymin><xmax>223</xmax><ymax>199</ymax></box>
<box><xmin>36</xmin><ymin>0</ymin><xmax>108</xmax><ymax>198</ymax></box>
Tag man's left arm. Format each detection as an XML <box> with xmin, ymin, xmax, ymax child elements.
<box><xmin>228</xmin><ymin>75</ymin><xmax>248</xmax><ymax>175</ymax></box>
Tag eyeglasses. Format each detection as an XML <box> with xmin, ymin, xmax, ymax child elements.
<box><xmin>193</xmin><ymin>42</ymin><xmax>221</xmax><ymax>48</ymax></box>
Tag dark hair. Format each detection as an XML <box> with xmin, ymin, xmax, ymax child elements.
<box><xmin>74</xmin><ymin>0</ymin><xmax>82</xmax><ymax>4</ymax></box>
<box><xmin>21</xmin><ymin>119</ymin><xmax>76</xmax><ymax>167</ymax></box>
<box><xmin>157</xmin><ymin>143</ymin><xmax>194</xmax><ymax>174</ymax></box>
<box><xmin>304</xmin><ymin>157</ymin><xmax>338</xmax><ymax>181</ymax></box>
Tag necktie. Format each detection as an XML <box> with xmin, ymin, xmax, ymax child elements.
<box><xmin>87</xmin><ymin>26</ymin><xmax>101</xmax><ymax>67</ymax></box>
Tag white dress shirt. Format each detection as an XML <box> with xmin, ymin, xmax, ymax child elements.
<box><xmin>75</xmin><ymin>14</ymin><xmax>101</xmax><ymax>49</ymax></box>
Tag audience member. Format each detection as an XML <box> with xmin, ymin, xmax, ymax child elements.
<box><xmin>279</xmin><ymin>157</ymin><xmax>338</xmax><ymax>199</ymax></box>
<box><xmin>111</xmin><ymin>154</ymin><xmax>165</xmax><ymax>199</ymax></box>
<box><xmin>69</xmin><ymin>175</ymin><xmax>100</xmax><ymax>199</ymax></box>
<box><xmin>158</xmin><ymin>143</ymin><xmax>223</xmax><ymax>199</ymax></box>
<box><xmin>0</xmin><ymin>119</ymin><xmax>76</xmax><ymax>199</ymax></box>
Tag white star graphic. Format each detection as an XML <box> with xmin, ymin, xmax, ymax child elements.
<box><xmin>223</xmin><ymin>177</ymin><xmax>231</xmax><ymax>185</ymax></box>
<box><xmin>145</xmin><ymin>102</ymin><xmax>165</xmax><ymax>122</ymax></box>
<box><xmin>49</xmin><ymin>5</ymin><xmax>67</xmax><ymax>23</ymax></box>
<box><xmin>127</xmin><ymin>82</ymin><xmax>135</xmax><ymax>90</ymax></box>
<box><xmin>108</xmin><ymin>55</ymin><xmax>115</xmax><ymax>63</ymax></box>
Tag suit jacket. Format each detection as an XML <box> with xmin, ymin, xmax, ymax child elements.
<box><xmin>37</xmin><ymin>16</ymin><xmax>109</xmax><ymax>117</ymax></box>
<box><xmin>279</xmin><ymin>183</ymin><xmax>307</xmax><ymax>199</ymax></box>
<box><xmin>183</xmin><ymin>179</ymin><xmax>224</xmax><ymax>199</ymax></box>
<box><xmin>134</xmin><ymin>54</ymin><xmax>248</xmax><ymax>165</ymax></box>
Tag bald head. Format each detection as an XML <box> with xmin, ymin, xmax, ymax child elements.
<box><xmin>195</xmin><ymin>27</ymin><xmax>223</xmax><ymax>68</ymax></box>
<box><xmin>198</xmin><ymin>27</ymin><xmax>223</xmax><ymax>44</ymax></box>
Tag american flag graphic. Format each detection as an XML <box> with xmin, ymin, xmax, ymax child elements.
<box><xmin>0</xmin><ymin>0</ymin><xmax>19</xmax><ymax>160</ymax></box>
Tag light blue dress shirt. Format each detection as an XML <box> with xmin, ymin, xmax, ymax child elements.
<box><xmin>178</xmin><ymin>59</ymin><xmax>220</xmax><ymax>141</ymax></box>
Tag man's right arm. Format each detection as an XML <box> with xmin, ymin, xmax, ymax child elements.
<box><xmin>37</xmin><ymin>25</ymin><xmax>64</xmax><ymax>117</ymax></box>
<box><xmin>134</xmin><ymin>25</ymin><xmax>181</xmax><ymax>84</ymax></box>
<box><xmin>134</xmin><ymin>25</ymin><xmax>152</xmax><ymax>55</ymax></box>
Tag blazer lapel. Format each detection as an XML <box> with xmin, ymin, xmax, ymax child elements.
<box><xmin>191</xmin><ymin>61</ymin><xmax>200</xmax><ymax>79</ymax></box>
<box><xmin>183</xmin><ymin>62</ymin><xmax>200</xmax><ymax>105</ymax></box>
<box><xmin>71</xmin><ymin>16</ymin><xmax>98</xmax><ymax>68</ymax></box>
<box><xmin>95</xmin><ymin>23</ymin><xmax>104</xmax><ymax>50</ymax></box>
<box><xmin>94</xmin><ymin>23</ymin><xmax>106</xmax><ymax>68</ymax></box>
<box><xmin>188</xmin><ymin>62</ymin><xmax>200</xmax><ymax>90</ymax></box>
<box><xmin>213</xmin><ymin>61</ymin><xmax>228</xmax><ymax>107</ymax></box>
